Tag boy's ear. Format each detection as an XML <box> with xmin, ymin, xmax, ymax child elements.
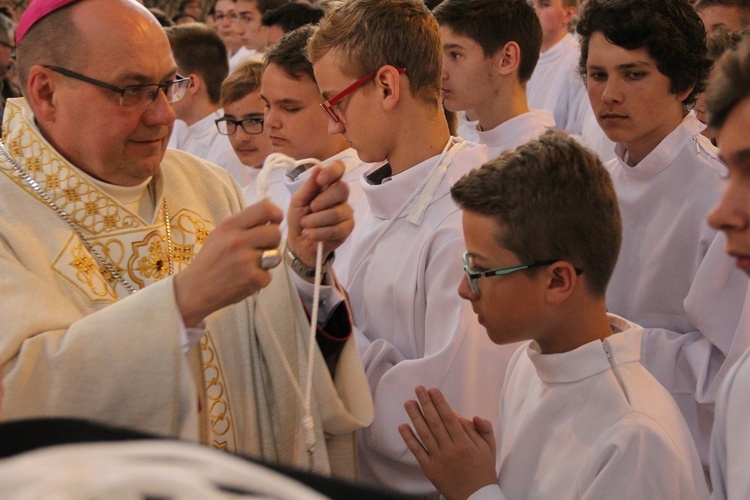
<box><xmin>185</xmin><ymin>73</ymin><xmax>201</xmax><ymax>97</ymax></box>
<box><xmin>495</xmin><ymin>41</ymin><xmax>521</xmax><ymax>77</ymax></box>
<box><xmin>26</xmin><ymin>65</ymin><xmax>58</xmax><ymax>122</ymax></box>
<box><xmin>375</xmin><ymin>65</ymin><xmax>402</xmax><ymax>111</ymax></box>
<box><xmin>544</xmin><ymin>261</ymin><xmax>578</xmax><ymax>305</ymax></box>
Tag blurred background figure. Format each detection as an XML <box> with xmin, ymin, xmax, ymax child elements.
<box><xmin>261</xmin><ymin>2</ymin><xmax>323</xmax><ymax>47</ymax></box>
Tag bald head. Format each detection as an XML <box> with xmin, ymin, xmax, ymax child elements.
<box><xmin>17</xmin><ymin>0</ymin><xmax>167</xmax><ymax>92</ymax></box>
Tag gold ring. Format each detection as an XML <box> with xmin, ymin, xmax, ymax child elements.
<box><xmin>260</xmin><ymin>249</ymin><xmax>281</xmax><ymax>270</ymax></box>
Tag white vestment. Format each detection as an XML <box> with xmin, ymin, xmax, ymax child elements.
<box><xmin>229</xmin><ymin>46</ymin><xmax>262</xmax><ymax>72</ymax></box>
<box><xmin>526</xmin><ymin>34</ymin><xmax>593</xmax><ymax>135</ymax></box>
<box><xmin>475</xmin><ymin>109</ymin><xmax>555</xmax><ymax>160</ymax></box>
<box><xmin>605</xmin><ymin>113</ymin><xmax>750</xmax><ymax>465</ymax></box>
<box><xmin>168</xmin><ymin>110</ymin><xmax>251</xmax><ymax>188</ymax></box>
<box><xmin>347</xmin><ymin>141</ymin><xmax>517</xmax><ymax>496</ymax></box>
<box><xmin>710</xmin><ymin>340</ymin><xmax>750</xmax><ymax>500</ymax></box>
<box><xmin>470</xmin><ymin>315</ymin><xmax>708</xmax><ymax>499</ymax></box>
<box><xmin>0</xmin><ymin>98</ymin><xmax>373</xmax><ymax>478</ymax></box>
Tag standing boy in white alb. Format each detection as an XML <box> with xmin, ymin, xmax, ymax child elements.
<box><xmin>217</xmin><ymin>59</ymin><xmax>274</xmax><ymax>201</ymax></box>
<box><xmin>433</xmin><ymin>0</ymin><xmax>555</xmax><ymax>160</ymax></box>
<box><xmin>262</xmin><ymin>25</ymin><xmax>366</xmax><ymax>280</ymax></box>
<box><xmin>400</xmin><ymin>131</ymin><xmax>709</xmax><ymax>499</ymax></box>
<box><xmin>578</xmin><ymin>0</ymin><xmax>750</xmax><ymax>467</ymax></box>
<box><xmin>307</xmin><ymin>0</ymin><xmax>513</xmax><ymax>495</ymax></box>
<box><xmin>526</xmin><ymin>0</ymin><xmax>592</xmax><ymax>136</ymax></box>
<box><xmin>166</xmin><ymin>23</ymin><xmax>249</xmax><ymax>187</ymax></box>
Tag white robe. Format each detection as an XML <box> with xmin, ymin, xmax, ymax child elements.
<box><xmin>229</xmin><ymin>46</ymin><xmax>262</xmax><ymax>72</ymax></box>
<box><xmin>0</xmin><ymin>98</ymin><xmax>373</xmax><ymax>477</ymax></box>
<box><xmin>348</xmin><ymin>141</ymin><xmax>517</xmax><ymax>496</ymax></box>
<box><xmin>526</xmin><ymin>33</ymin><xmax>593</xmax><ymax>135</ymax></box>
<box><xmin>168</xmin><ymin>110</ymin><xmax>251</xmax><ymax>188</ymax></box>
<box><xmin>470</xmin><ymin>315</ymin><xmax>708</xmax><ymax>499</ymax></box>
<box><xmin>475</xmin><ymin>109</ymin><xmax>555</xmax><ymax>160</ymax></box>
<box><xmin>605</xmin><ymin>113</ymin><xmax>750</xmax><ymax>465</ymax></box>
<box><xmin>710</xmin><ymin>340</ymin><xmax>750</xmax><ymax>500</ymax></box>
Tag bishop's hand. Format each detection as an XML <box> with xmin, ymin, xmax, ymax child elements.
<box><xmin>173</xmin><ymin>199</ymin><xmax>283</xmax><ymax>328</ymax></box>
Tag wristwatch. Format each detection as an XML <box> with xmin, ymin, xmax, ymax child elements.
<box><xmin>285</xmin><ymin>246</ymin><xmax>335</xmax><ymax>280</ymax></box>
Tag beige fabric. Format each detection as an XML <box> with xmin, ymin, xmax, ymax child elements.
<box><xmin>0</xmin><ymin>98</ymin><xmax>373</xmax><ymax>476</ymax></box>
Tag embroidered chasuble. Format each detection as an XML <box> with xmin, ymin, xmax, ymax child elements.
<box><xmin>0</xmin><ymin>98</ymin><xmax>373</xmax><ymax>477</ymax></box>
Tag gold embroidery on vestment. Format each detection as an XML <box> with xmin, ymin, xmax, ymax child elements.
<box><xmin>201</xmin><ymin>332</ymin><xmax>237</xmax><ymax>453</ymax></box>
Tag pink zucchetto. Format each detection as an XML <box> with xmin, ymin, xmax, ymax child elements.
<box><xmin>16</xmin><ymin>0</ymin><xmax>83</xmax><ymax>46</ymax></box>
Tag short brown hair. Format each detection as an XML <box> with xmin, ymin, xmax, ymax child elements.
<box><xmin>450</xmin><ymin>131</ymin><xmax>621</xmax><ymax>297</ymax></box>
<box><xmin>707</xmin><ymin>37</ymin><xmax>750</xmax><ymax>129</ymax></box>
<box><xmin>220</xmin><ymin>58</ymin><xmax>264</xmax><ymax>107</ymax></box>
<box><xmin>307</xmin><ymin>0</ymin><xmax>442</xmax><ymax>104</ymax></box>
<box><xmin>263</xmin><ymin>24</ymin><xmax>315</xmax><ymax>81</ymax></box>
<box><xmin>166</xmin><ymin>23</ymin><xmax>228</xmax><ymax>104</ymax></box>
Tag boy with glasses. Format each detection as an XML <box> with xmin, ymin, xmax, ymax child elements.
<box><xmin>166</xmin><ymin>23</ymin><xmax>250</xmax><ymax>188</ymax></box>
<box><xmin>217</xmin><ymin>59</ymin><xmax>274</xmax><ymax>204</ymax></box>
<box><xmin>308</xmin><ymin>0</ymin><xmax>513</xmax><ymax>494</ymax></box>
<box><xmin>400</xmin><ymin>131</ymin><xmax>708</xmax><ymax>499</ymax></box>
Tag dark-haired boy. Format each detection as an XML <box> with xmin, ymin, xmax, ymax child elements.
<box><xmin>433</xmin><ymin>0</ymin><xmax>555</xmax><ymax>159</ymax></box>
<box><xmin>262</xmin><ymin>25</ymin><xmax>367</xmax><ymax>279</ymax></box>
<box><xmin>400</xmin><ymin>131</ymin><xmax>708</xmax><ymax>499</ymax></box>
<box><xmin>308</xmin><ymin>0</ymin><xmax>512</xmax><ymax>494</ymax></box>
<box><xmin>261</xmin><ymin>2</ymin><xmax>323</xmax><ymax>47</ymax></box>
<box><xmin>578</xmin><ymin>0</ymin><xmax>750</xmax><ymax>467</ymax></box>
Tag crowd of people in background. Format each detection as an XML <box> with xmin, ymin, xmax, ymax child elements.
<box><xmin>1</xmin><ymin>0</ymin><xmax>750</xmax><ymax>498</ymax></box>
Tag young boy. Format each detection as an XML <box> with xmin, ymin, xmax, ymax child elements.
<box><xmin>400</xmin><ymin>131</ymin><xmax>708</xmax><ymax>499</ymax></box>
<box><xmin>262</xmin><ymin>25</ymin><xmax>366</xmax><ymax>279</ymax></box>
<box><xmin>235</xmin><ymin>0</ymin><xmax>287</xmax><ymax>56</ymax></box>
<box><xmin>578</xmin><ymin>0</ymin><xmax>750</xmax><ymax>466</ymax></box>
<box><xmin>166</xmin><ymin>23</ymin><xmax>249</xmax><ymax>187</ymax></box>
<box><xmin>694</xmin><ymin>0</ymin><xmax>750</xmax><ymax>32</ymax></box>
<box><xmin>526</xmin><ymin>0</ymin><xmax>593</xmax><ymax>136</ymax></box>
<box><xmin>308</xmin><ymin>0</ymin><xmax>513</xmax><ymax>494</ymax></box>
<box><xmin>218</xmin><ymin>59</ymin><xmax>274</xmax><ymax>203</ymax></box>
<box><xmin>705</xmin><ymin>38</ymin><xmax>750</xmax><ymax>500</ymax></box>
<box><xmin>433</xmin><ymin>0</ymin><xmax>555</xmax><ymax>159</ymax></box>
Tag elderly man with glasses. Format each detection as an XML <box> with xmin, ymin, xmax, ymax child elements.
<box><xmin>0</xmin><ymin>0</ymin><xmax>373</xmax><ymax>478</ymax></box>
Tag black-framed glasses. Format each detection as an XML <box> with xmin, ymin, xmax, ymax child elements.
<box><xmin>462</xmin><ymin>252</ymin><xmax>583</xmax><ymax>294</ymax></box>
<box><xmin>320</xmin><ymin>67</ymin><xmax>406</xmax><ymax>123</ymax></box>
<box><xmin>215</xmin><ymin>116</ymin><xmax>264</xmax><ymax>135</ymax></box>
<box><xmin>44</xmin><ymin>65</ymin><xmax>190</xmax><ymax>109</ymax></box>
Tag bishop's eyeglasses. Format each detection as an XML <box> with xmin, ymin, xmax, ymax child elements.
<box><xmin>44</xmin><ymin>65</ymin><xmax>189</xmax><ymax>109</ymax></box>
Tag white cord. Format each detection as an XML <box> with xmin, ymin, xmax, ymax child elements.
<box><xmin>345</xmin><ymin>137</ymin><xmax>466</xmax><ymax>288</ymax></box>
<box><xmin>255</xmin><ymin>152</ymin><xmax>323</xmax><ymax>470</ymax></box>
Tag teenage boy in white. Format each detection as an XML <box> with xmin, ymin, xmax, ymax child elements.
<box><xmin>434</xmin><ymin>0</ymin><xmax>555</xmax><ymax>159</ymax></box>
<box><xmin>166</xmin><ymin>23</ymin><xmax>249</xmax><ymax>187</ymax></box>
<box><xmin>705</xmin><ymin>38</ymin><xmax>750</xmax><ymax>500</ymax></box>
<box><xmin>579</xmin><ymin>0</ymin><xmax>750</xmax><ymax>466</ymax></box>
<box><xmin>261</xmin><ymin>25</ymin><xmax>367</xmax><ymax>279</ymax></box>
<box><xmin>527</xmin><ymin>0</ymin><xmax>593</xmax><ymax>136</ymax></box>
<box><xmin>308</xmin><ymin>0</ymin><xmax>513</xmax><ymax>495</ymax></box>
<box><xmin>400</xmin><ymin>131</ymin><xmax>708</xmax><ymax>500</ymax></box>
